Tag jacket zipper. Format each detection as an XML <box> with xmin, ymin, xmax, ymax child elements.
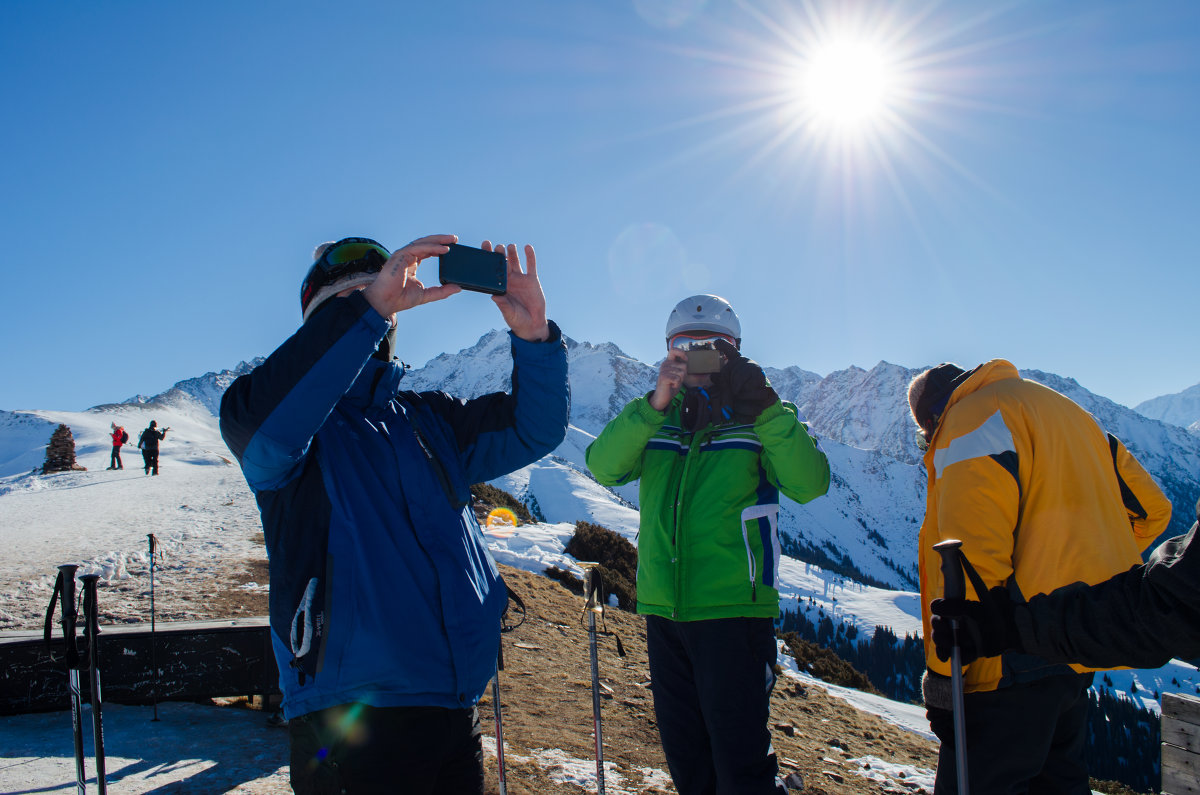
<box><xmin>672</xmin><ymin>426</ymin><xmax>708</xmax><ymax>619</ymax></box>
<box><xmin>741</xmin><ymin>522</ymin><xmax>758</xmax><ymax>602</ymax></box>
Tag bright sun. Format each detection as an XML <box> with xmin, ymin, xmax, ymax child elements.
<box><xmin>801</xmin><ymin>39</ymin><xmax>895</xmax><ymax>129</ymax></box>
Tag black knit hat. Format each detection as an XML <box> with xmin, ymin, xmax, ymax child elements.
<box><xmin>908</xmin><ymin>363</ymin><xmax>967</xmax><ymax>437</ymax></box>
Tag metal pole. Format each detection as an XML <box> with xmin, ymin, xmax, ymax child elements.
<box><xmin>933</xmin><ymin>540</ymin><xmax>970</xmax><ymax>795</ymax></box>
<box><xmin>80</xmin><ymin>574</ymin><xmax>108</xmax><ymax>794</ymax></box>
<box><xmin>58</xmin><ymin>564</ymin><xmax>87</xmax><ymax>795</ymax></box>
<box><xmin>493</xmin><ymin>648</ymin><xmax>508</xmax><ymax>795</ymax></box>
<box><xmin>148</xmin><ymin>534</ymin><xmax>159</xmax><ymax>721</ymax></box>
<box><xmin>582</xmin><ymin>564</ymin><xmax>606</xmax><ymax>795</ymax></box>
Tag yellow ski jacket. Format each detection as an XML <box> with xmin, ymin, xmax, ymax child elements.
<box><xmin>918</xmin><ymin>359</ymin><xmax>1171</xmax><ymax>692</ymax></box>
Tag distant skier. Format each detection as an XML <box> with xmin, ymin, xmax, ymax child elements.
<box><xmin>586</xmin><ymin>294</ymin><xmax>830</xmax><ymax>794</ymax></box>
<box><xmin>137</xmin><ymin>421</ymin><xmax>169</xmax><ymax>476</ymax></box>
<box><xmin>107</xmin><ymin>422</ymin><xmax>129</xmax><ymax>470</ymax></box>
<box><xmin>907</xmin><ymin>360</ymin><xmax>1171</xmax><ymax>794</ymax></box>
<box><xmin>220</xmin><ymin>234</ymin><xmax>568</xmax><ymax>794</ymax></box>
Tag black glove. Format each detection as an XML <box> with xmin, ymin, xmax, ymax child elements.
<box><xmin>713</xmin><ymin>339</ymin><xmax>778</xmax><ymax>422</ymax></box>
<box><xmin>680</xmin><ymin>384</ymin><xmax>731</xmax><ymax>432</ymax></box>
<box><xmin>929</xmin><ymin>586</ymin><xmax>1020</xmax><ymax>665</ymax></box>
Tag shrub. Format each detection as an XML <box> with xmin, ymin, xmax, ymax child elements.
<box><xmin>779</xmin><ymin>632</ymin><xmax>881</xmax><ymax>695</ymax></box>
<box><xmin>562</xmin><ymin>521</ymin><xmax>638</xmax><ymax>611</ymax></box>
<box><xmin>470</xmin><ymin>483</ymin><xmax>534</xmax><ymax>525</ymax></box>
<box><xmin>545</xmin><ymin>565</ymin><xmax>583</xmax><ymax>595</ymax></box>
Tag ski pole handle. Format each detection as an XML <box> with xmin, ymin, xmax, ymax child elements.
<box><xmin>933</xmin><ymin>539</ymin><xmax>971</xmax><ymax>794</ymax></box>
<box><xmin>580</xmin><ymin>563</ymin><xmax>602</xmax><ymax>613</ymax></box>
<box><xmin>80</xmin><ymin>574</ymin><xmax>101</xmax><ymax>636</ymax></box>
<box><xmin>58</xmin><ymin>564</ymin><xmax>79</xmax><ymax>636</ymax></box>
<box><xmin>933</xmin><ymin>539</ymin><xmax>966</xmax><ymax>601</ymax></box>
<box><xmin>148</xmin><ymin>534</ymin><xmax>156</xmax><ymax>556</ymax></box>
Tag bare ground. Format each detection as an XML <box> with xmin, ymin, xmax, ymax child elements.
<box><xmin>479</xmin><ymin>567</ymin><xmax>938</xmax><ymax>794</ymax></box>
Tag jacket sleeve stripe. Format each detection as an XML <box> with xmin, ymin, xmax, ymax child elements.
<box><xmin>933</xmin><ymin>410</ymin><xmax>1017</xmax><ymax>481</ymax></box>
<box><xmin>1108</xmin><ymin>433</ymin><xmax>1148</xmax><ymax>521</ymax></box>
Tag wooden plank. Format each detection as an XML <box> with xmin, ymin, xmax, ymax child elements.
<box><xmin>1166</xmin><ymin>715</ymin><xmax>1200</xmax><ymax>754</ymax></box>
<box><xmin>1166</xmin><ymin>692</ymin><xmax>1200</xmax><ymax>726</ymax></box>
<box><xmin>1163</xmin><ymin>743</ymin><xmax>1200</xmax><ymax>795</ymax></box>
<box><xmin>0</xmin><ymin>618</ymin><xmax>279</xmax><ymax>715</ymax></box>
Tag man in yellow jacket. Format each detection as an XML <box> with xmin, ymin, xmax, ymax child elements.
<box><xmin>908</xmin><ymin>359</ymin><xmax>1171</xmax><ymax>795</ymax></box>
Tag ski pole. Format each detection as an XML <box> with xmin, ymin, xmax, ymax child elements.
<box><xmin>493</xmin><ymin>586</ymin><xmax>525</xmax><ymax>795</ymax></box>
<box><xmin>148</xmin><ymin>534</ymin><xmax>160</xmax><ymax>721</ymax></box>
<box><xmin>50</xmin><ymin>564</ymin><xmax>87</xmax><ymax>795</ymax></box>
<box><xmin>492</xmin><ymin>646</ymin><xmax>508</xmax><ymax>795</ymax></box>
<box><xmin>581</xmin><ymin>563</ymin><xmax>606</xmax><ymax>795</ymax></box>
<box><xmin>933</xmin><ymin>540</ymin><xmax>970</xmax><ymax>795</ymax></box>
<box><xmin>80</xmin><ymin>574</ymin><xmax>108</xmax><ymax>795</ymax></box>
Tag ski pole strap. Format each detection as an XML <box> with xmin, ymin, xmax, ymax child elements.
<box><xmin>957</xmin><ymin>547</ymin><xmax>990</xmax><ymax>606</ymax></box>
<box><xmin>501</xmin><ymin>585</ymin><xmax>526</xmax><ymax>633</ymax></box>
<box><xmin>44</xmin><ymin>568</ymin><xmax>81</xmax><ymax>669</ymax></box>
<box><xmin>43</xmin><ymin>571</ymin><xmax>62</xmax><ymax>648</ymax></box>
<box><xmin>579</xmin><ymin>567</ymin><xmax>626</xmax><ymax>658</ymax></box>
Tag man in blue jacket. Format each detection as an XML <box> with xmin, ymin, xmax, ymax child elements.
<box><xmin>220</xmin><ymin>234</ymin><xmax>569</xmax><ymax>794</ymax></box>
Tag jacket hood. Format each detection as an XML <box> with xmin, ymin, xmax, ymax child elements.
<box><xmin>941</xmin><ymin>359</ymin><xmax>1018</xmax><ymax>415</ymax></box>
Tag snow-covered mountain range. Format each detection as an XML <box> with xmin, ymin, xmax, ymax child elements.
<box><xmin>1137</xmin><ymin>381</ymin><xmax>1200</xmax><ymax>436</ymax></box>
<box><xmin>8</xmin><ymin>330</ymin><xmax>1195</xmax><ymax>593</ymax></box>
<box><xmin>404</xmin><ymin>330</ymin><xmax>1200</xmax><ymax>588</ymax></box>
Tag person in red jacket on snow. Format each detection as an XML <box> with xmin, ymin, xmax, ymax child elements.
<box><xmin>107</xmin><ymin>422</ymin><xmax>129</xmax><ymax>470</ymax></box>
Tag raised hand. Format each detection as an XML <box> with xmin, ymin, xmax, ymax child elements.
<box><xmin>712</xmin><ymin>339</ymin><xmax>778</xmax><ymax>422</ymax></box>
<box><xmin>649</xmin><ymin>349</ymin><xmax>689</xmax><ymax>412</ymax></box>
<box><xmin>362</xmin><ymin>234</ymin><xmax>461</xmax><ymax>321</ymax></box>
<box><xmin>484</xmin><ymin>241</ymin><xmax>549</xmax><ymax>342</ymax></box>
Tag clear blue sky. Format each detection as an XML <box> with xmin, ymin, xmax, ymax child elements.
<box><xmin>2</xmin><ymin>0</ymin><xmax>1197</xmax><ymax>412</ymax></box>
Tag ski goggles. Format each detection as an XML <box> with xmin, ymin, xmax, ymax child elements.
<box><xmin>668</xmin><ymin>332</ymin><xmax>735</xmax><ymax>351</ymax></box>
<box><xmin>300</xmin><ymin>237</ymin><xmax>391</xmax><ymax>314</ymax></box>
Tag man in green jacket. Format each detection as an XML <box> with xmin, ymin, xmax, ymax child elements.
<box><xmin>586</xmin><ymin>294</ymin><xmax>830</xmax><ymax>794</ymax></box>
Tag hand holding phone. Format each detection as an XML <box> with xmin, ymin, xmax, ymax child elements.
<box><xmin>484</xmin><ymin>241</ymin><xmax>550</xmax><ymax>343</ymax></box>
<box><xmin>439</xmin><ymin>244</ymin><xmax>507</xmax><ymax>295</ymax></box>
<box><xmin>361</xmin><ymin>234</ymin><xmax>460</xmax><ymax>320</ymax></box>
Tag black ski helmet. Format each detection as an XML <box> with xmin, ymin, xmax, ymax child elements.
<box><xmin>300</xmin><ymin>237</ymin><xmax>391</xmax><ymax>322</ymax></box>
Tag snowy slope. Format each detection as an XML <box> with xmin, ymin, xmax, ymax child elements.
<box><xmin>1136</xmin><ymin>381</ymin><xmax>1200</xmax><ymax>430</ymax></box>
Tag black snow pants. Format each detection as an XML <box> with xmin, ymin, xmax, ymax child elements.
<box><xmin>288</xmin><ymin>703</ymin><xmax>484</xmax><ymax>795</ymax></box>
<box><xmin>928</xmin><ymin>671</ymin><xmax>1093</xmax><ymax>795</ymax></box>
<box><xmin>646</xmin><ymin>614</ymin><xmax>787</xmax><ymax>795</ymax></box>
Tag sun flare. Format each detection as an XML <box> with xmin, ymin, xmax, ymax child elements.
<box><xmin>801</xmin><ymin>39</ymin><xmax>895</xmax><ymax>128</ymax></box>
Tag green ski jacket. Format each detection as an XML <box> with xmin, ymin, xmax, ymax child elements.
<box><xmin>585</xmin><ymin>392</ymin><xmax>830</xmax><ymax>621</ymax></box>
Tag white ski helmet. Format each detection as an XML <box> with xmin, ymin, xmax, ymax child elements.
<box><xmin>665</xmin><ymin>294</ymin><xmax>741</xmax><ymax>346</ymax></box>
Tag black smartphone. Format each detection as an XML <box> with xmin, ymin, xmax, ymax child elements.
<box><xmin>439</xmin><ymin>244</ymin><xmax>507</xmax><ymax>295</ymax></box>
<box><xmin>686</xmin><ymin>347</ymin><xmax>722</xmax><ymax>374</ymax></box>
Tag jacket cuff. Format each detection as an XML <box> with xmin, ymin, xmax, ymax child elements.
<box><xmin>755</xmin><ymin>400</ymin><xmax>787</xmax><ymax>425</ymax></box>
<box><xmin>633</xmin><ymin>394</ymin><xmax>671</xmax><ymax>425</ymax></box>
<box><xmin>345</xmin><ymin>290</ymin><xmax>393</xmax><ymax>338</ymax></box>
<box><xmin>509</xmin><ymin>319</ymin><xmax>564</xmax><ymax>352</ymax></box>
<box><xmin>922</xmin><ymin>669</ymin><xmax>953</xmax><ymax>711</ymax></box>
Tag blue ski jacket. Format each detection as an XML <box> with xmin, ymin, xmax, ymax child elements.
<box><xmin>219</xmin><ymin>291</ymin><xmax>569</xmax><ymax>719</ymax></box>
